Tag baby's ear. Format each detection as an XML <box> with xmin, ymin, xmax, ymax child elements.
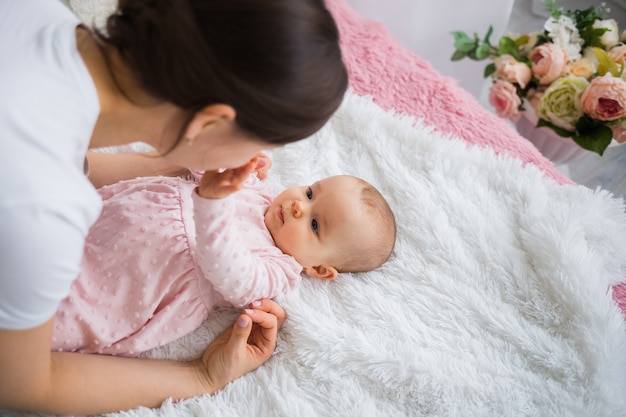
<box><xmin>304</xmin><ymin>265</ymin><xmax>338</xmax><ymax>280</ymax></box>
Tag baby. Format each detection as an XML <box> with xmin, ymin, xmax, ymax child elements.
<box><xmin>52</xmin><ymin>155</ymin><xmax>396</xmax><ymax>356</ymax></box>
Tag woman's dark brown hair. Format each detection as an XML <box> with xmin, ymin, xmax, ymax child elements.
<box><xmin>97</xmin><ymin>0</ymin><xmax>348</xmax><ymax>145</ymax></box>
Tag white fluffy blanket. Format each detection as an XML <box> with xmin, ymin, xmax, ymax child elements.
<box><xmin>5</xmin><ymin>90</ymin><xmax>626</xmax><ymax>417</ymax></box>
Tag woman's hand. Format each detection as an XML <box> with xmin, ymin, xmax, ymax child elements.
<box><xmin>0</xmin><ymin>300</ymin><xmax>286</xmax><ymax>414</ymax></box>
<box><xmin>194</xmin><ymin>299</ymin><xmax>286</xmax><ymax>392</ymax></box>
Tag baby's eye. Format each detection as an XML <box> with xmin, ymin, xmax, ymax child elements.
<box><xmin>306</xmin><ymin>187</ymin><xmax>313</xmax><ymax>200</ymax></box>
<box><xmin>311</xmin><ymin>219</ymin><xmax>319</xmax><ymax>234</ymax></box>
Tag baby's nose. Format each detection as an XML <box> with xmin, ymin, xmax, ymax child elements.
<box><xmin>292</xmin><ymin>200</ymin><xmax>302</xmax><ymax>218</ymax></box>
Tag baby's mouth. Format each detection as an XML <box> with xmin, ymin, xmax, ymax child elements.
<box><xmin>278</xmin><ymin>206</ymin><xmax>284</xmax><ymax>224</ymax></box>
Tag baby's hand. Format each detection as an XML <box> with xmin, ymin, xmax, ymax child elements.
<box><xmin>197</xmin><ymin>156</ymin><xmax>259</xmax><ymax>199</ymax></box>
<box><xmin>254</xmin><ymin>152</ymin><xmax>272</xmax><ymax>180</ymax></box>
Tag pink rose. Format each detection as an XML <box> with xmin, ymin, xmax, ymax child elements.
<box><xmin>495</xmin><ymin>55</ymin><xmax>532</xmax><ymax>89</ymax></box>
<box><xmin>581</xmin><ymin>74</ymin><xmax>626</xmax><ymax>121</ymax></box>
<box><xmin>612</xmin><ymin>122</ymin><xmax>626</xmax><ymax>143</ymax></box>
<box><xmin>608</xmin><ymin>44</ymin><xmax>626</xmax><ymax>65</ymax></box>
<box><xmin>529</xmin><ymin>43</ymin><xmax>568</xmax><ymax>85</ymax></box>
<box><xmin>526</xmin><ymin>87</ymin><xmax>546</xmax><ymax>110</ymax></box>
<box><xmin>489</xmin><ymin>80</ymin><xmax>522</xmax><ymax>121</ymax></box>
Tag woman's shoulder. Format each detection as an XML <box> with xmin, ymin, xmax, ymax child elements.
<box><xmin>1</xmin><ymin>1</ymin><xmax>99</xmax><ymax>178</ymax></box>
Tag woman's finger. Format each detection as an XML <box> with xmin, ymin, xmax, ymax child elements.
<box><xmin>228</xmin><ymin>314</ymin><xmax>253</xmax><ymax>350</ymax></box>
<box><xmin>247</xmin><ymin>299</ymin><xmax>286</xmax><ymax>327</ymax></box>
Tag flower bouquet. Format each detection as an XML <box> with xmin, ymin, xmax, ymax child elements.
<box><xmin>451</xmin><ymin>0</ymin><xmax>626</xmax><ymax>156</ymax></box>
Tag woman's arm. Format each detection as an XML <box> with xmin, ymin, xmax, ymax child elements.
<box><xmin>87</xmin><ymin>151</ymin><xmax>189</xmax><ymax>188</ymax></box>
<box><xmin>0</xmin><ymin>299</ymin><xmax>284</xmax><ymax>415</ymax></box>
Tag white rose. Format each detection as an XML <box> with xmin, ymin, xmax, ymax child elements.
<box><xmin>593</xmin><ymin>19</ymin><xmax>620</xmax><ymax>49</ymax></box>
<box><xmin>544</xmin><ymin>15</ymin><xmax>584</xmax><ymax>61</ymax></box>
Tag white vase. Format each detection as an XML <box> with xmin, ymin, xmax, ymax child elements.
<box><xmin>515</xmin><ymin>107</ymin><xmax>624</xmax><ymax>165</ymax></box>
<box><xmin>514</xmin><ymin>108</ymin><xmax>626</xmax><ymax>199</ymax></box>
<box><xmin>515</xmin><ymin>114</ymin><xmax>590</xmax><ymax>164</ymax></box>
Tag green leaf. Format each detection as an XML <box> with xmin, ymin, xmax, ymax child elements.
<box><xmin>593</xmin><ymin>47</ymin><xmax>620</xmax><ymax>77</ymax></box>
<box><xmin>515</xmin><ymin>35</ymin><xmax>529</xmax><ymax>48</ymax></box>
<box><xmin>536</xmin><ymin>117</ymin><xmax>612</xmax><ymax>156</ymax></box>
<box><xmin>580</xmin><ymin>26</ymin><xmax>610</xmax><ymax>48</ymax></box>
<box><xmin>451</xmin><ymin>31</ymin><xmax>471</xmax><ymax>42</ymax></box>
<box><xmin>543</xmin><ymin>0</ymin><xmax>562</xmax><ymax>18</ymax></box>
<box><xmin>451</xmin><ymin>50</ymin><xmax>467</xmax><ymax>61</ymax></box>
<box><xmin>455</xmin><ymin>38</ymin><xmax>478</xmax><ymax>53</ymax></box>
<box><xmin>451</xmin><ymin>31</ymin><xmax>478</xmax><ymax>53</ymax></box>
<box><xmin>573</xmin><ymin>6</ymin><xmax>606</xmax><ymax>30</ymax></box>
<box><xmin>484</xmin><ymin>62</ymin><xmax>496</xmax><ymax>78</ymax></box>
<box><xmin>498</xmin><ymin>36</ymin><xmax>519</xmax><ymax>60</ymax></box>
<box><xmin>576</xmin><ymin>114</ymin><xmax>603</xmax><ymax>132</ymax></box>
<box><xmin>482</xmin><ymin>26</ymin><xmax>494</xmax><ymax>45</ymax></box>
<box><xmin>571</xmin><ymin>125</ymin><xmax>613</xmax><ymax>155</ymax></box>
<box><xmin>475</xmin><ymin>42</ymin><xmax>492</xmax><ymax>60</ymax></box>
<box><xmin>536</xmin><ymin>119</ymin><xmax>575</xmax><ymax>137</ymax></box>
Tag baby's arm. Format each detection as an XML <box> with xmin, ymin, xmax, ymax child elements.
<box><xmin>197</xmin><ymin>157</ymin><xmax>259</xmax><ymax>199</ymax></box>
<box><xmin>191</xmin><ymin>186</ymin><xmax>301</xmax><ymax>308</ymax></box>
<box><xmin>193</xmin><ymin>153</ymin><xmax>272</xmax><ymax>187</ymax></box>
<box><xmin>254</xmin><ymin>152</ymin><xmax>272</xmax><ymax>180</ymax></box>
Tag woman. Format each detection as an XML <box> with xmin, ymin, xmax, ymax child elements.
<box><xmin>0</xmin><ymin>0</ymin><xmax>347</xmax><ymax>414</ymax></box>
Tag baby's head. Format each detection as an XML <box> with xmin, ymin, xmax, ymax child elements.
<box><xmin>264</xmin><ymin>175</ymin><xmax>396</xmax><ymax>279</ymax></box>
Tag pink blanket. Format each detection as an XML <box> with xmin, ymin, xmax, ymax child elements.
<box><xmin>325</xmin><ymin>0</ymin><xmax>626</xmax><ymax>316</ymax></box>
<box><xmin>326</xmin><ymin>0</ymin><xmax>572</xmax><ymax>185</ymax></box>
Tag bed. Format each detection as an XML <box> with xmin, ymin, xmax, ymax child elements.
<box><xmin>9</xmin><ymin>0</ymin><xmax>626</xmax><ymax>416</ymax></box>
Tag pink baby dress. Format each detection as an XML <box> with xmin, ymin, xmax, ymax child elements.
<box><xmin>52</xmin><ymin>174</ymin><xmax>302</xmax><ymax>356</ymax></box>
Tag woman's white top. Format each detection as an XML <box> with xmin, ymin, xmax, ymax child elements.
<box><xmin>0</xmin><ymin>0</ymin><xmax>102</xmax><ymax>329</ymax></box>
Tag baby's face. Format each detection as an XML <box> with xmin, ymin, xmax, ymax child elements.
<box><xmin>264</xmin><ymin>175</ymin><xmax>366</xmax><ymax>274</ymax></box>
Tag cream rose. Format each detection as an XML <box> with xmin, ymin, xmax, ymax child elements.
<box><xmin>608</xmin><ymin>44</ymin><xmax>626</xmax><ymax>65</ymax></box>
<box><xmin>494</xmin><ymin>55</ymin><xmax>532</xmax><ymax>89</ymax></box>
<box><xmin>530</xmin><ymin>43</ymin><xmax>568</xmax><ymax>85</ymax></box>
<box><xmin>581</xmin><ymin>74</ymin><xmax>626</xmax><ymax>121</ymax></box>
<box><xmin>488</xmin><ymin>80</ymin><xmax>522</xmax><ymax>121</ymax></box>
<box><xmin>593</xmin><ymin>19</ymin><xmax>620</xmax><ymax>49</ymax></box>
<box><xmin>566</xmin><ymin>57</ymin><xmax>595</xmax><ymax>79</ymax></box>
<box><xmin>582</xmin><ymin>47</ymin><xmax>600</xmax><ymax>70</ymax></box>
<box><xmin>537</xmin><ymin>75</ymin><xmax>589</xmax><ymax>131</ymax></box>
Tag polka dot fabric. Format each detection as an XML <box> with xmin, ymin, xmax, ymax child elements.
<box><xmin>52</xmin><ymin>175</ymin><xmax>302</xmax><ymax>356</ymax></box>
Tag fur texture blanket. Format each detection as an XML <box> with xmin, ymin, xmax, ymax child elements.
<box><xmin>8</xmin><ymin>91</ymin><xmax>626</xmax><ymax>417</ymax></box>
